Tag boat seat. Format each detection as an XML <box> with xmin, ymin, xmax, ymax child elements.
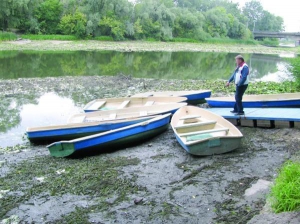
<box><xmin>179</xmin><ymin>128</ymin><xmax>229</xmax><ymax>137</ymax></box>
<box><xmin>87</xmin><ymin>101</ymin><xmax>106</xmax><ymax>110</ymax></box>
<box><xmin>179</xmin><ymin>115</ymin><xmax>201</xmax><ymax>120</ymax></box>
<box><xmin>71</xmin><ymin>115</ymin><xmax>86</xmax><ymax>123</ymax></box>
<box><xmin>144</xmin><ymin>101</ymin><xmax>155</xmax><ymax>106</ymax></box>
<box><xmin>109</xmin><ymin>113</ymin><xmax>117</xmax><ymax>119</ymax></box>
<box><xmin>140</xmin><ymin>111</ymin><xmax>148</xmax><ymax>116</ymax></box>
<box><xmin>118</xmin><ymin>100</ymin><xmax>130</xmax><ymax>109</ymax></box>
<box><xmin>175</xmin><ymin>120</ymin><xmax>217</xmax><ymax>129</ymax></box>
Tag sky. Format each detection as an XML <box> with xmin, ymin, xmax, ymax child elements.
<box><xmin>232</xmin><ymin>0</ymin><xmax>300</xmax><ymax>32</ymax></box>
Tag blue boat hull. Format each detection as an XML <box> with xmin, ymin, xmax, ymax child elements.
<box><xmin>206</xmin><ymin>99</ymin><xmax>300</xmax><ymax>108</ymax></box>
<box><xmin>184</xmin><ymin>92</ymin><xmax>212</xmax><ymax>105</ymax></box>
<box><xmin>27</xmin><ymin>117</ymin><xmax>153</xmax><ymax>143</ymax></box>
<box><xmin>47</xmin><ymin>115</ymin><xmax>171</xmax><ymax>157</ymax></box>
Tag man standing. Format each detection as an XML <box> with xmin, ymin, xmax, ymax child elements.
<box><xmin>226</xmin><ymin>55</ymin><xmax>249</xmax><ymax>115</ymax></box>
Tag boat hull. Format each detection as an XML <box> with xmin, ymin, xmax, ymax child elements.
<box><xmin>27</xmin><ymin>117</ymin><xmax>153</xmax><ymax>143</ymax></box>
<box><xmin>206</xmin><ymin>99</ymin><xmax>300</xmax><ymax>108</ymax></box>
<box><xmin>47</xmin><ymin>114</ymin><xmax>171</xmax><ymax>157</ymax></box>
<box><xmin>175</xmin><ymin>134</ymin><xmax>242</xmax><ymax>156</ymax></box>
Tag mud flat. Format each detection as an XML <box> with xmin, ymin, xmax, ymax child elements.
<box><xmin>0</xmin><ymin>40</ymin><xmax>299</xmax><ymax>54</ymax></box>
<box><xmin>0</xmin><ymin>76</ymin><xmax>299</xmax><ymax>223</ymax></box>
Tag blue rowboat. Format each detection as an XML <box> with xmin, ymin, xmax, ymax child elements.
<box><xmin>47</xmin><ymin>114</ymin><xmax>171</xmax><ymax>157</ymax></box>
<box><xmin>206</xmin><ymin>93</ymin><xmax>300</xmax><ymax>108</ymax></box>
<box><xmin>27</xmin><ymin>103</ymin><xmax>186</xmax><ymax>143</ymax></box>
<box><xmin>132</xmin><ymin>90</ymin><xmax>212</xmax><ymax>105</ymax></box>
<box><xmin>83</xmin><ymin>96</ymin><xmax>187</xmax><ymax>112</ymax></box>
<box><xmin>171</xmin><ymin>106</ymin><xmax>243</xmax><ymax>156</ymax></box>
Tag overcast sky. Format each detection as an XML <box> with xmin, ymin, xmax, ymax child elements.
<box><xmin>232</xmin><ymin>0</ymin><xmax>300</xmax><ymax>32</ymax></box>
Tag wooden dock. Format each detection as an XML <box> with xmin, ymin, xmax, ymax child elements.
<box><xmin>207</xmin><ymin>108</ymin><xmax>300</xmax><ymax>128</ymax></box>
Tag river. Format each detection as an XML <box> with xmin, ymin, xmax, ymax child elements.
<box><xmin>0</xmin><ymin>51</ymin><xmax>293</xmax><ymax>81</ymax></box>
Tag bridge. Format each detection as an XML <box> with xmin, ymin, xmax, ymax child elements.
<box><xmin>253</xmin><ymin>31</ymin><xmax>300</xmax><ymax>39</ymax></box>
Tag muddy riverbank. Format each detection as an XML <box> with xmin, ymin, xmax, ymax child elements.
<box><xmin>0</xmin><ymin>40</ymin><xmax>299</xmax><ymax>55</ymax></box>
<box><xmin>0</xmin><ymin>76</ymin><xmax>299</xmax><ymax>223</ymax></box>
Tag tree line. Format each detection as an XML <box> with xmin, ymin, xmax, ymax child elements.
<box><xmin>0</xmin><ymin>0</ymin><xmax>284</xmax><ymax>40</ymax></box>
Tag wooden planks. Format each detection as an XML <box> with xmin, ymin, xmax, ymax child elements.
<box><xmin>207</xmin><ymin>108</ymin><xmax>300</xmax><ymax>128</ymax></box>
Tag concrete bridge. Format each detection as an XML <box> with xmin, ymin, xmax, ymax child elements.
<box><xmin>253</xmin><ymin>31</ymin><xmax>300</xmax><ymax>39</ymax></box>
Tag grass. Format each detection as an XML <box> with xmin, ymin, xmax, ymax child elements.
<box><xmin>0</xmin><ymin>32</ymin><xmax>17</xmax><ymax>41</ymax></box>
<box><xmin>168</xmin><ymin>37</ymin><xmax>258</xmax><ymax>45</ymax></box>
<box><xmin>21</xmin><ymin>34</ymin><xmax>78</xmax><ymax>41</ymax></box>
<box><xmin>270</xmin><ymin>161</ymin><xmax>300</xmax><ymax>213</ymax></box>
<box><xmin>0</xmin><ymin>155</ymin><xmax>142</xmax><ymax>219</ymax></box>
<box><xmin>258</xmin><ymin>38</ymin><xmax>280</xmax><ymax>47</ymax></box>
<box><xmin>94</xmin><ymin>36</ymin><xmax>114</xmax><ymax>41</ymax></box>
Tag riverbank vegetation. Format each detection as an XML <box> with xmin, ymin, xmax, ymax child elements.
<box><xmin>270</xmin><ymin>161</ymin><xmax>300</xmax><ymax>213</ymax></box>
<box><xmin>0</xmin><ymin>32</ymin><xmax>17</xmax><ymax>41</ymax></box>
<box><xmin>0</xmin><ymin>0</ymin><xmax>283</xmax><ymax>42</ymax></box>
<box><xmin>289</xmin><ymin>56</ymin><xmax>300</xmax><ymax>89</ymax></box>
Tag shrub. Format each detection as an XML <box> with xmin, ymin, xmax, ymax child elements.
<box><xmin>270</xmin><ymin>161</ymin><xmax>300</xmax><ymax>213</ymax></box>
<box><xmin>0</xmin><ymin>32</ymin><xmax>17</xmax><ymax>41</ymax></box>
<box><xmin>94</xmin><ymin>36</ymin><xmax>114</xmax><ymax>41</ymax></box>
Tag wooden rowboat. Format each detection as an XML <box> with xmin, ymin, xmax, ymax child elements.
<box><xmin>206</xmin><ymin>93</ymin><xmax>300</xmax><ymax>108</ymax></box>
<box><xmin>27</xmin><ymin>103</ymin><xmax>186</xmax><ymax>143</ymax></box>
<box><xmin>132</xmin><ymin>90</ymin><xmax>212</xmax><ymax>105</ymax></box>
<box><xmin>171</xmin><ymin>106</ymin><xmax>243</xmax><ymax>156</ymax></box>
<box><xmin>83</xmin><ymin>96</ymin><xmax>187</xmax><ymax>112</ymax></box>
<box><xmin>47</xmin><ymin>114</ymin><xmax>171</xmax><ymax>157</ymax></box>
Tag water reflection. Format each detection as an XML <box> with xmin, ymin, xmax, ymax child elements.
<box><xmin>0</xmin><ymin>93</ymin><xmax>82</xmax><ymax>147</ymax></box>
<box><xmin>0</xmin><ymin>51</ymin><xmax>293</xmax><ymax>81</ymax></box>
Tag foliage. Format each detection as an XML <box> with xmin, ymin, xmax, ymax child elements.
<box><xmin>270</xmin><ymin>161</ymin><xmax>300</xmax><ymax>213</ymax></box>
<box><xmin>0</xmin><ymin>0</ymin><xmax>285</xmax><ymax>41</ymax></box>
<box><xmin>34</xmin><ymin>0</ymin><xmax>63</xmax><ymax>34</ymax></box>
<box><xmin>94</xmin><ymin>36</ymin><xmax>114</xmax><ymax>41</ymax></box>
<box><xmin>21</xmin><ymin>34</ymin><xmax>77</xmax><ymax>40</ymax></box>
<box><xmin>289</xmin><ymin>56</ymin><xmax>300</xmax><ymax>90</ymax></box>
<box><xmin>0</xmin><ymin>32</ymin><xmax>17</xmax><ymax>41</ymax></box>
<box><xmin>259</xmin><ymin>38</ymin><xmax>279</xmax><ymax>47</ymax></box>
<box><xmin>58</xmin><ymin>11</ymin><xmax>87</xmax><ymax>38</ymax></box>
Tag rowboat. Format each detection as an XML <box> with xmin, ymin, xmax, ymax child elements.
<box><xmin>132</xmin><ymin>90</ymin><xmax>212</xmax><ymax>105</ymax></box>
<box><xmin>47</xmin><ymin>114</ymin><xmax>171</xmax><ymax>157</ymax></box>
<box><xmin>171</xmin><ymin>106</ymin><xmax>243</xmax><ymax>156</ymax></box>
<box><xmin>83</xmin><ymin>96</ymin><xmax>187</xmax><ymax>112</ymax></box>
<box><xmin>27</xmin><ymin>103</ymin><xmax>186</xmax><ymax>142</ymax></box>
<box><xmin>206</xmin><ymin>93</ymin><xmax>300</xmax><ymax>108</ymax></box>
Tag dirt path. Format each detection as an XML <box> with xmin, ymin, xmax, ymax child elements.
<box><xmin>0</xmin><ymin>40</ymin><xmax>299</xmax><ymax>54</ymax></box>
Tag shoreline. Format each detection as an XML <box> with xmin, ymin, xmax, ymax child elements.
<box><xmin>0</xmin><ymin>40</ymin><xmax>299</xmax><ymax>54</ymax></box>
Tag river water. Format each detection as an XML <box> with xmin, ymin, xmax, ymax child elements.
<box><xmin>0</xmin><ymin>51</ymin><xmax>293</xmax><ymax>81</ymax></box>
<box><xmin>0</xmin><ymin>51</ymin><xmax>295</xmax><ymax>148</ymax></box>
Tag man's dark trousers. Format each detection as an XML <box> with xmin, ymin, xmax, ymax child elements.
<box><xmin>234</xmin><ymin>84</ymin><xmax>248</xmax><ymax>113</ymax></box>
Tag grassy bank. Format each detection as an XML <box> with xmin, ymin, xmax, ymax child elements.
<box><xmin>21</xmin><ymin>34</ymin><xmax>78</xmax><ymax>41</ymax></box>
<box><xmin>270</xmin><ymin>161</ymin><xmax>300</xmax><ymax>213</ymax></box>
<box><xmin>0</xmin><ymin>39</ymin><xmax>299</xmax><ymax>54</ymax></box>
<box><xmin>0</xmin><ymin>32</ymin><xmax>17</xmax><ymax>41</ymax></box>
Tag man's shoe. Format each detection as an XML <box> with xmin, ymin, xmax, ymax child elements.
<box><xmin>230</xmin><ymin>110</ymin><xmax>237</xmax><ymax>113</ymax></box>
<box><xmin>235</xmin><ymin>112</ymin><xmax>245</xmax><ymax>116</ymax></box>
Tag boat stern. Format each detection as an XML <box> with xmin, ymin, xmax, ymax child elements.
<box><xmin>47</xmin><ymin>142</ymin><xmax>76</xmax><ymax>158</ymax></box>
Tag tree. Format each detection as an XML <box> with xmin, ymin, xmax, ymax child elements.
<box><xmin>59</xmin><ymin>11</ymin><xmax>87</xmax><ymax>38</ymax></box>
<box><xmin>35</xmin><ymin>0</ymin><xmax>63</xmax><ymax>34</ymax></box>
<box><xmin>242</xmin><ymin>0</ymin><xmax>263</xmax><ymax>31</ymax></box>
<box><xmin>256</xmin><ymin>10</ymin><xmax>284</xmax><ymax>32</ymax></box>
<box><xmin>205</xmin><ymin>7</ymin><xmax>229</xmax><ymax>38</ymax></box>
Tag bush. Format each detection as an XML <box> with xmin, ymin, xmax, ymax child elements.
<box><xmin>270</xmin><ymin>161</ymin><xmax>300</xmax><ymax>213</ymax></box>
<box><xmin>289</xmin><ymin>56</ymin><xmax>300</xmax><ymax>91</ymax></box>
<box><xmin>59</xmin><ymin>11</ymin><xmax>87</xmax><ymax>38</ymax></box>
<box><xmin>21</xmin><ymin>34</ymin><xmax>77</xmax><ymax>40</ymax></box>
<box><xmin>0</xmin><ymin>32</ymin><xmax>17</xmax><ymax>41</ymax></box>
<box><xmin>259</xmin><ymin>38</ymin><xmax>279</xmax><ymax>47</ymax></box>
<box><xmin>94</xmin><ymin>36</ymin><xmax>114</xmax><ymax>41</ymax></box>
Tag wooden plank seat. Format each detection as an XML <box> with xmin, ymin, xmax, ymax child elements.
<box><xmin>87</xmin><ymin>101</ymin><xmax>106</xmax><ymax>110</ymax></box>
<box><xmin>179</xmin><ymin>128</ymin><xmax>229</xmax><ymax>137</ymax></box>
<box><xmin>144</xmin><ymin>101</ymin><xmax>155</xmax><ymax>106</ymax></box>
<box><xmin>175</xmin><ymin>120</ymin><xmax>217</xmax><ymax>129</ymax></box>
<box><xmin>118</xmin><ymin>100</ymin><xmax>130</xmax><ymax>109</ymax></box>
